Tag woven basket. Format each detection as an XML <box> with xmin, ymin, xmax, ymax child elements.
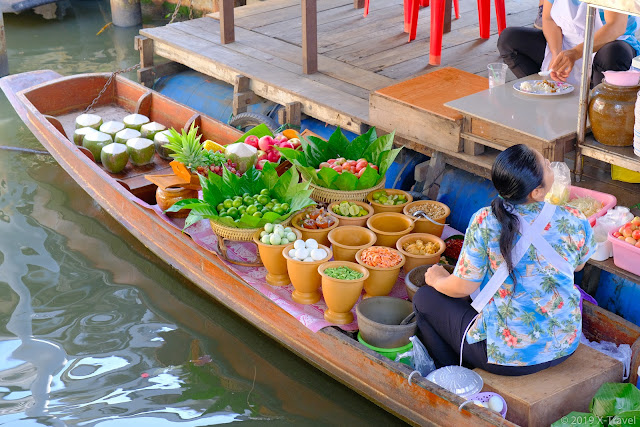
<box><xmin>307</xmin><ymin>179</ymin><xmax>385</xmax><ymax>204</ymax></box>
<box><xmin>210</xmin><ymin>216</ymin><xmax>293</xmax><ymax>242</ymax></box>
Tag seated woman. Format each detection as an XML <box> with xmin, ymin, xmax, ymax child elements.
<box><xmin>497</xmin><ymin>0</ymin><xmax>640</xmax><ymax>86</ymax></box>
<box><xmin>414</xmin><ymin>145</ymin><xmax>596</xmax><ymax>376</ymax></box>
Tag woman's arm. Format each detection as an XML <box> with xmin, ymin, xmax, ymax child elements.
<box><xmin>542</xmin><ymin>0</ymin><xmax>563</xmax><ymax>59</ymax></box>
<box><xmin>425</xmin><ymin>265</ymin><xmax>481</xmax><ymax>298</ymax></box>
<box><xmin>550</xmin><ymin>10</ymin><xmax>628</xmax><ymax>81</ymax></box>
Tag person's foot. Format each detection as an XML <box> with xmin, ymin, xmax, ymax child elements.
<box><xmin>534</xmin><ymin>4</ymin><xmax>543</xmax><ymax>29</ymax></box>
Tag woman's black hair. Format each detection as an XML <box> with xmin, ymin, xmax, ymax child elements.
<box><xmin>490</xmin><ymin>144</ymin><xmax>545</xmax><ymax>281</ymax></box>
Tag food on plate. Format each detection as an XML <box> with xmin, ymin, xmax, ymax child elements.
<box><xmin>140</xmin><ymin>121</ymin><xmax>166</xmax><ymax>140</ymax></box>
<box><xmin>287</xmin><ymin>239</ymin><xmax>327</xmax><ymax>262</ymax></box>
<box><xmin>99</xmin><ymin>120</ymin><xmax>126</xmax><ymax>138</ymax></box>
<box><xmin>126</xmin><ymin>137</ymin><xmax>156</xmax><ymax>165</ymax></box>
<box><xmin>322</xmin><ymin>266</ymin><xmax>364</xmax><ymax>280</ymax></box>
<box><xmin>520</xmin><ymin>79</ymin><xmax>562</xmax><ymax>93</ymax></box>
<box><xmin>75</xmin><ymin>113</ymin><xmax>102</xmax><ymax>130</ymax></box>
<box><xmin>402</xmin><ymin>239</ymin><xmax>440</xmax><ymax>256</ymax></box>
<box><xmin>82</xmin><ymin>130</ymin><xmax>113</xmax><ymax>162</ymax></box>
<box><xmin>297</xmin><ymin>207</ymin><xmax>337</xmax><ymax>229</ymax></box>
<box><xmin>100</xmin><ymin>142</ymin><xmax>129</xmax><ymax>173</ymax></box>
<box><xmin>122</xmin><ymin>113</ymin><xmax>150</xmax><ymax>131</ymax></box>
<box><xmin>612</xmin><ymin>216</ymin><xmax>640</xmax><ymax>248</ymax></box>
<box><xmin>332</xmin><ymin>201</ymin><xmax>368</xmax><ymax>217</ymax></box>
<box><xmin>360</xmin><ymin>247</ymin><xmax>403</xmax><ymax>268</ymax></box>
<box><xmin>259</xmin><ymin>223</ymin><xmax>297</xmax><ymax>246</ymax></box>
<box><xmin>566</xmin><ymin>196</ymin><xmax>603</xmax><ymax>218</ymax></box>
<box><xmin>371</xmin><ymin>190</ymin><xmax>408</xmax><ymax>206</ymax></box>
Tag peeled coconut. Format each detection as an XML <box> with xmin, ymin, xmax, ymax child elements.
<box><xmin>126</xmin><ymin>137</ymin><xmax>156</xmax><ymax>166</ymax></box>
<box><xmin>75</xmin><ymin>113</ymin><xmax>102</xmax><ymax>130</ymax></box>
<box><xmin>114</xmin><ymin>128</ymin><xmax>141</xmax><ymax>144</ymax></box>
<box><xmin>101</xmin><ymin>143</ymin><xmax>129</xmax><ymax>174</ymax></box>
<box><xmin>73</xmin><ymin>127</ymin><xmax>94</xmax><ymax>145</ymax></box>
<box><xmin>140</xmin><ymin>121</ymin><xmax>166</xmax><ymax>140</ymax></box>
<box><xmin>225</xmin><ymin>142</ymin><xmax>257</xmax><ymax>173</ymax></box>
<box><xmin>154</xmin><ymin>130</ymin><xmax>173</xmax><ymax>160</ymax></box>
<box><xmin>99</xmin><ymin>121</ymin><xmax>126</xmax><ymax>139</ymax></box>
<box><xmin>123</xmin><ymin>114</ymin><xmax>150</xmax><ymax>131</ymax></box>
<box><xmin>82</xmin><ymin>130</ymin><xmax>113</xmax><ymax>163</ymax></box>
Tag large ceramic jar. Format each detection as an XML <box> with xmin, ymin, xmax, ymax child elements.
<box><xmin>588</xmin><ymin>80</ymin><xmax>640</xmax><ymax>147</ymax></box>
<box><xmin>156</xmin><ymin>186</ymin><xmax>198</xmax><ymax>218</ymax></box>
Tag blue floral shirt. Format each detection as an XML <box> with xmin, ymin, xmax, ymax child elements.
<box><xmin>454</xmin><ymin>202</ymin><xmax>596</xmax><ymax>366</ymax></box>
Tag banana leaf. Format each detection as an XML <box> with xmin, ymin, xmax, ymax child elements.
<box><xmin>277</xmin><ymin>126</ymin><xmax>401</xmax><ymax>191</ymax></box>
<box><xmin>551</xmin><ymin>412</ymin><xmax>603</xmax><ymax>427</ymax></box>
<box><xmin>234</xmin><ymin>123</ymin><xmax>273</xmax><ymax>143</ymax></box>
<box><xmin>590</xmin><ymin>383</ymin><xmax>640</xmax><ymax>419</ymax></box>
<box><xmin>165</xmin><ymin>162</ymin><xmax>315</xmax><ymax>229</ymax></box>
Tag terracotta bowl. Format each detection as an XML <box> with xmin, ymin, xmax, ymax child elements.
<box><xmin>318</xmin><ymin>261</ymin><xmax>369</xmax><ymax>325</ymax></box>
<box><xmin>403</xmin><ymin>200</ymin><xmax>450</xmax><ymax>237</ymax></box>
<box><xmin>355</xmin><ymin>296</ymin><xmax>416</xmax><ymax>348</ymax></box>
<box><xmin>328</xmin><ymin>226</ymin><xmax>377</xmax><ymax>263</ymax></box>
<box><xmin>253</xmin><ymin>228</ymin><xmax>302</xmax><ymax>287</ymax></box>
<box><xmin>366</xmin><ymin>212</ymin><xmax>415</xmax><ymax>248</ymax></box>
<box><xmin>355</xmin><ymin>247</ymin><xmax>406</xmax><ymax>298</ymax></box>
<box><xmin>396</xmin><ymin>233</ymin><xmax>446</xmax><ymax>273</ymax></box>
<box><xmin>283</xmin><ymin>243</ymin><xmax>332</xmax><ymax>304</ymax></box>
<box><xmin>404</xmin><ymin>264</ymin><xmax>455</xmax><ymax>301</ymax></box>
<box><xmin>327</xmin><ymin>200</ymin><xmax>374</xmax><ymax>227</ymax></box>
<box><xmin>291</xmin><ymin>211</ymin><xmax>340</xmax><ymax>247</ymax></box>
<box><xmin>366</xmin><ymin>189</ymin><xmax>413</xmax><ymax>214</ymax></box>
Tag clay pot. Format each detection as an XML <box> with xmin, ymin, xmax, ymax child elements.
<box><xmin>403</xmin><ymin>200</ymin><xmax>450</xmax><ymax>237</ymax></box>
<box><xmin>366</xmin><ymin>189</ymin><xmax>413</xmax><ymax>214</ymax></box>
<box><xmin>355</xmin><ymin>247</ymin><xmax>405</xmax><ymax>298</ymax></box>
<box><xmin>282</xmin><ymin>243</ymin><xmax>332</xmax><ymax>304</ymax></box>
<box><xmin>396</xmin><ymin>233</ymin><xmax>446</xmax><ymax>272</ymax></box>
<box><xmin>156</xmin><ymin>186</ymin><xmax>199</xmax><ymax>218</ymax></box>
<box><xmin>405</xmin><ymin>264</ymin><xmax>455</xmax><ymax>301</ymax></box>
<box><xmin>356</xmin><ymin>296</ymin><xmax>416</xmax><ymax>348</ymax></box>
<box><xmin>253</xmin><ymin>228</ymin><xmax>302</xmax><ymax>287</ymax></box>
<box><xmin>589</xmin><ymin>80</ymin><xmax>640</xmax><ymax>147</ymax></box>
<box><xmin>319</xmin><ymin>261</ymin><xmax>369</xmax><ymax>325</ymax></box>
<box><xmin>291</xmin><ymin>211</ymin><xmax>339</xmax><ymax>247</ymax></box>
<box><xmin>366</xmin><ymin>213</ymin><xmax>415</xmax><ymax>248</ymax></box>
<box><xmin>327</xmin><ymin>200</ymin><xmax>374</xmax><ymax>227</ymax></box>
<box><xmin>328</xmin><ymin>226</ymin><xmax>377</xmax><ymax>263</ymax></box>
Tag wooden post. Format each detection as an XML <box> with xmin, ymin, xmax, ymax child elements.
<box><xmin>302</xmin><ymin>0</ymin><xmax>318</xmax><ymax>74</ymax></box>
<box><xmin>232</xmin><ymin>75</ymin><xmax>252</xmax><ymax>115</ymax></box>
<box><xmin>135</xmin><ymin>35</ymin><xmax>155</xmax><ymax>87</ymax></box>
<box><xmin>220</xmin><ymin>0</ymin><xmax>235</xmax><ymax>44</ymax></box>
<box><xmin>110</xmin><ymin>0</ymin><xmax>142</xmax><ymax>27</ymax></box>
<box><xmin>353</xmin><ymin>0</ymin><xmax>365</xmax><ymax>9</ymax></box>
<box><xmin>0</xmin><ymin>14</ymin><xmax>7</xmax><ymax>78</ymax></box>
<box><xmin>278</xmin><ymin>102</ymin><xmax>302</xmax><ymax>127</ymax></box>
<box><xmin>443</xmin><ymin>0</ymin><xmax>452</xmax><ymax>34</ymax></box>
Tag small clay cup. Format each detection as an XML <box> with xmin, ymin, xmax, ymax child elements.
<box><xmin>403</xmin><ymin>200</ymin><xmax>450</xmax><ymax>237</ymax></box>
<box><xmin>156</xmin><ymin>186</ymin><xmax>198</xmax><ymax>218</ymax></box>
<box><xmin>291</xmin><ymin>211</ymin><xmax>339</xmax><ymax>247</ymax></box>
<box><xmin>328</xmin><ymin>226</ymin><xmax>377</xmax><ymax>263</ymax></box>
<box><xmin>319</xmin><ymin>261</ymin><xmax>369</xmax><ymax>325</ymax></box>
<box><xmin>327</xmin><ymin>201</ymin><xmax>374</xmax><ymax>227</ymax></box>
<box><xmin>282</xmin><ymin>243</ymin><xmax>332</xmax><ymax>304</ymax></box>
<box><xmin>356</xmin><ymin>246</ymin><xmax>405</xmax><ymax>298</ymax></box>
<box><xmin>253</xmin><ymin>228</ymin><xmax>302</xmax><ymax>287</ymax></box>
<box><xmin>366</xmin><ymin>189</ymin><xmax>413</xmax><ymax>214</ymax></box>
<box><xmin>396</xmin><ymin>233</ymin><xmax>446</xmax><ymax>272</ymax></box>
<box><xmin>366</xmin><ymin>212</ymin><xmax>415</xmax><ymax>248</ymax></box>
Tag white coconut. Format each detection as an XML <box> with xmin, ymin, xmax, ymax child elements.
<box><xmin>75</xmin><ymin>113</ymin><xmax>102</xmax><ymax>130</ymax></box>
<box><xmin>100</xmin><ymin>143</ymin><xmax>129</xmax><ymax>174</ymax></box>
<box><xmin>140</xmin><ymin>121</ymin><xmax>166</xmax><ymax>139</ymax></box>
<box><xmin>126</xmin><ymin>137</ymin><xmax>155</xmax><ymax>166</ymax></box>
<box><xmin>154</xmin><ymin>130</ymin><xmax>173</xmax><ymax>160</ymax></box>
<box><xmin>114</xmin><ymin>128</ymin><xmax>141</xmax><ymax>144</ymax></box>
<box><xmin>99</xmin><ymin>121</ymin><xmax>125</xmax><ymax>138</ymax></box>
<box><xmin>73</xmin><ymin>127</ymin><xmax>94</xmax><ymax>145</ymax></box>
<box><xmin>123</xmin><ymin>114</ymin><xmax>150</xmax><ymax>131</ymax></box>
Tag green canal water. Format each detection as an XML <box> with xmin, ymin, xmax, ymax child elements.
<box><xmin>0</xmin><ymin>3</ymin><xmax>406</xmax><ymax>425</ymax></box>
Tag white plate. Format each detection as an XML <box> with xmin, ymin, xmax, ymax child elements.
<box><xmin>513</xmin><ymin>80</ymin><xmax>574</xmax><ymax>96</ymax></box>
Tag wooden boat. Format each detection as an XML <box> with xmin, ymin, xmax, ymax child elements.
<box><xmin>3</xmin><ymin>70</ymin><xmax>640</xmax><ymax>426</ymax></box>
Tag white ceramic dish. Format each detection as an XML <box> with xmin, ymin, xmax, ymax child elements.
<box><xmin>513</xmin><ymin>80</ymin><xmax>574</xmax><ymax>96</ymax></box>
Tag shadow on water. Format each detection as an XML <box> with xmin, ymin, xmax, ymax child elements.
<box><xmin>0</xmin><ymin>1</ymin><xmax>407</xmax><ymax>426</ymax></box>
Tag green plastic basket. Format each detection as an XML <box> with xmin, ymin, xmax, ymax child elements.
<box><xmin>357</xmin><ymin>332</ymin><xmax>413</xmax><ymax>366</ymax></box>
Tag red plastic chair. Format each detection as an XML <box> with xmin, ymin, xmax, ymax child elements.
<box><xmin>409</xmin><ymin>0</ymin><xmax>506</xmax><ymax>66</ymax></box>
<box><xmin>363</xmin><ymin>0</ymin><xmax>458</xmax><ymax>33</ymax></box>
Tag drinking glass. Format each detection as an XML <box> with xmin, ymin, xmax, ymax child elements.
<box><xmin>487</xmin><ymin>63</ymin><xmax>508</xmax><ymax>88</ymax></box>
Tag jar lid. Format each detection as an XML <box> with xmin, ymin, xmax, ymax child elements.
<box><xmin>426</xmin><ymin>365</ymin><xmax>483</xmax><ymax>398</ymax></box>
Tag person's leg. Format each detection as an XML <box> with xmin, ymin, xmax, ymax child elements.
<box><xmin>592</xmin><ymin>40</ymin><xmax>635</xmax><ymax>86</ymax></box>
<box><xmin>497</xmin><ymin>27</ymin><xmax>547</xmax><ymax>78</ymax></box>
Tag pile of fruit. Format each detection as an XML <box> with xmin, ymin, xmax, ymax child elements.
<box><xmin>298</xmin><ymin>207</ymin><xmax>337</xmax><ymax>229</ymax></box>
<box><xmin>287</xmin><ymin>239</ymin><xmax>328</xmax><ymax>262</ymax></box>
<box><xmin>613</xmin><ymin>217</ymin><xmax>640</xmax><ymax>248</ymax></box>
<box><xmin>371</xmin><ymin>190</ymin><xmax>408</xmax><ymax>206</ymax></box>
<box><xmin>331</xmin><ymin>201</ymin><xmax>368</xmax><ymax>217</ymax></box>
<box><xmin>318</xmin><ymin>158</ymin><xmax>378</xmax><ymax>178</ymax></box>
<box><xmin>215</xmin><ymin>189</ymin><xmax>290</xmax><ymax>220</ymax></box>
<box><xmin>245</xmin><ymin>134</ymin><xmax>301</xmax><ymax>170</ymax></box>
<box><xmin>259</xmin><ymin>223</ymin><xmax>297</xmax><ymax>245</ymax></box>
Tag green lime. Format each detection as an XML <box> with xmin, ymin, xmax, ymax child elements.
<box><xmin>261</xmin><ymin>206</ymin><xmax>269</xmax><ymax>214</ymax></box>
<box><xmin>373</xmin><ymin>191</ymin><xmax>384</xmax><ymax>200</ymax></box>
<box><xmin>234</xmin><ymin>195</ymin><xmax>242</xmax><ymax>201</ymax></box>
<box><xmin>271</xmin><ymin>198</ymin><xmax>279</xmax><ymax>205</ymax></box>
<box><xmin>273</xmin><ymin>206</ymin><xmax>285</xmax><ymax>215</ymax></box>
<box><xmin>339</xmin><ymin>204</ymin><xmax>350</xmax><ymax>216</ymax></box>
<box><xmin>349</xmin><ymin>205</ymin><xmax>360</xmax><ymax>216</ymax></box>
<box><xmin>397</xmin><ymin>194</ymin><xmax>406</xmax><ymax>202</ymax></box>
<box><xmin>238</xmin><ymin>206</ymin><xmax>247</xmax><ymax>215</ymax></box>
<box><xmin>218</xmin><ymin>209</ymin><xmax>227</xmax><ymax>216</ymax></box>
<box><xmin>358</xmin><ymin>209</ymin><xmax>368</xmax><ymax>217</ymax></box>
<box><xmin>246</xmin><ymin>205</ymin><xmax>258</xmax><ymax>215</ymax></box>
<box><xmin>257</xmin><ymin>195</ymin><xmax>269</xmax><ymax>205</ymax></box>
<box><xmin>260</xmin><ymin>188</ymin><xmax>270</xmax><ymax>196</ymax></box>
<box><xmin>265</xmin><ymin>202</ymin><xmax>275</xmax><ymax>211</ymax></box>
<box><xmin>232</xmin><ymin>199</ymin><xmax>243</xmax><ymax>208</ymax></box>
<box><xmin>332</xmin><ymin>206</ymin><xmax>340</xmax><ymax>214</ymax></box>
<box><xmin>242</xmin><ymin>192</ymin><xmax>250</xmax><ymax>198</ymax></box>
<box><xmin>219</xmin><ymin>212</ymin><xmax>229</xmax><ymax>218</ymax></box>
<box><xmin>280</xmin><ymin>203</ymin><xmax>289</xmax><ymax>212</ymax></box>
<box><xmin>217</xmin><ymin>203</ymin><xmax>224</xmax><ymax>212</ymax></box>
<box><xmin>378</xmin><ymin>195</ymin><xmax>388</xmax><ymax>204</ymax></box>
<box><xmin>252</xmin><ymin>211</ymin><xmax>263</xmax><ymax>218</ymax></box>
<box><xmin>223</xmin><ymin>199</ymin><xmax>233</xmax><ymax>209</ymax></box>
<box><xmin>227</xmin><ymin>207</ymin><xmax>238</xmax><ymax>218</ymax></box>
<box><xmin>243</xmin><ymin>196</ymin><xmax>254</xmax><ymax>206</ymax></box>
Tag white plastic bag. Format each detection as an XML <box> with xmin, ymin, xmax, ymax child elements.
<box><xmin>545</xmin><ymin>162</ymin><xmax>572</xmax><ymax>205</ymax></box>
<box><xmin>581</xmin><ymin>335</ymin><xmax>632</xmax><ymax>380</ymax></box>
<box><xmin>395</xmin><ymin>335</ymin><xmax>436</xmax><ymax>376</ymax></box>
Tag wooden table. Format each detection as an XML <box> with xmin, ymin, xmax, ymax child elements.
<box><xmin>445</xmin><ymin>75</ymin><xmax>580</xmax><ymax>161</ymax></box>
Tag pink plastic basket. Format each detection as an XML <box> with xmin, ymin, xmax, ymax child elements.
<box><xmin>608</xmin><ymin>230</ymin><xmax>640</xmax><ymax>276</ymax></box>
<box><xmin>568</xmin><ymin>186</ymin><xmax>617</xmax><ymax>227</ymax></box>
<box><xmin>465</xmin><ymin>392</ymin><xmax>507</xmax><ymax>418</ymax></box>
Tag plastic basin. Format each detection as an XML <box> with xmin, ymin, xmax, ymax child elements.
<box><xmin>356</xmin><ymin>296</ymin><xmax>416</xmax><ymax>348</ymax></box>
<box><xmin>568</xmin><ymin>186</ymin><xmax>616</xmax><ymax>227</ymax></box>
<box><xmin>608</xmin><ymin>230</ymin><xmax>640</xmax><ymax>276</ymax></box>
<box><xmin>357</xmin><ymin>332</ymin><xmax>413</xmax><ymax>365</ymax></box>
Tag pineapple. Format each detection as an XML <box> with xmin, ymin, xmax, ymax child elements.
<box><xmin>164</xmin><ymin>124</ymin><xmax>206</xmax><ymax>171</ymax></box>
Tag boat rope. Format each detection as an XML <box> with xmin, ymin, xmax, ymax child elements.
<box><xmin>83</xmin><ymin>63</ymin><xmax>142</xmax><ymax>114</ymax></box>
<box><xmin>0</xmin><ymin>145</ymin><xmax>50</xmax><ymax>155</ymax></box>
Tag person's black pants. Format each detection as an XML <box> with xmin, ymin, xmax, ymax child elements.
<box><xmin>496</xmin><ymin>26</ymin><xmax>636</xmax><ymax>87</ymax></box>
<box><xmin>413</xmin><ymin>285</ymin><xmax>570</xmax><ymax>376</ymax></box>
